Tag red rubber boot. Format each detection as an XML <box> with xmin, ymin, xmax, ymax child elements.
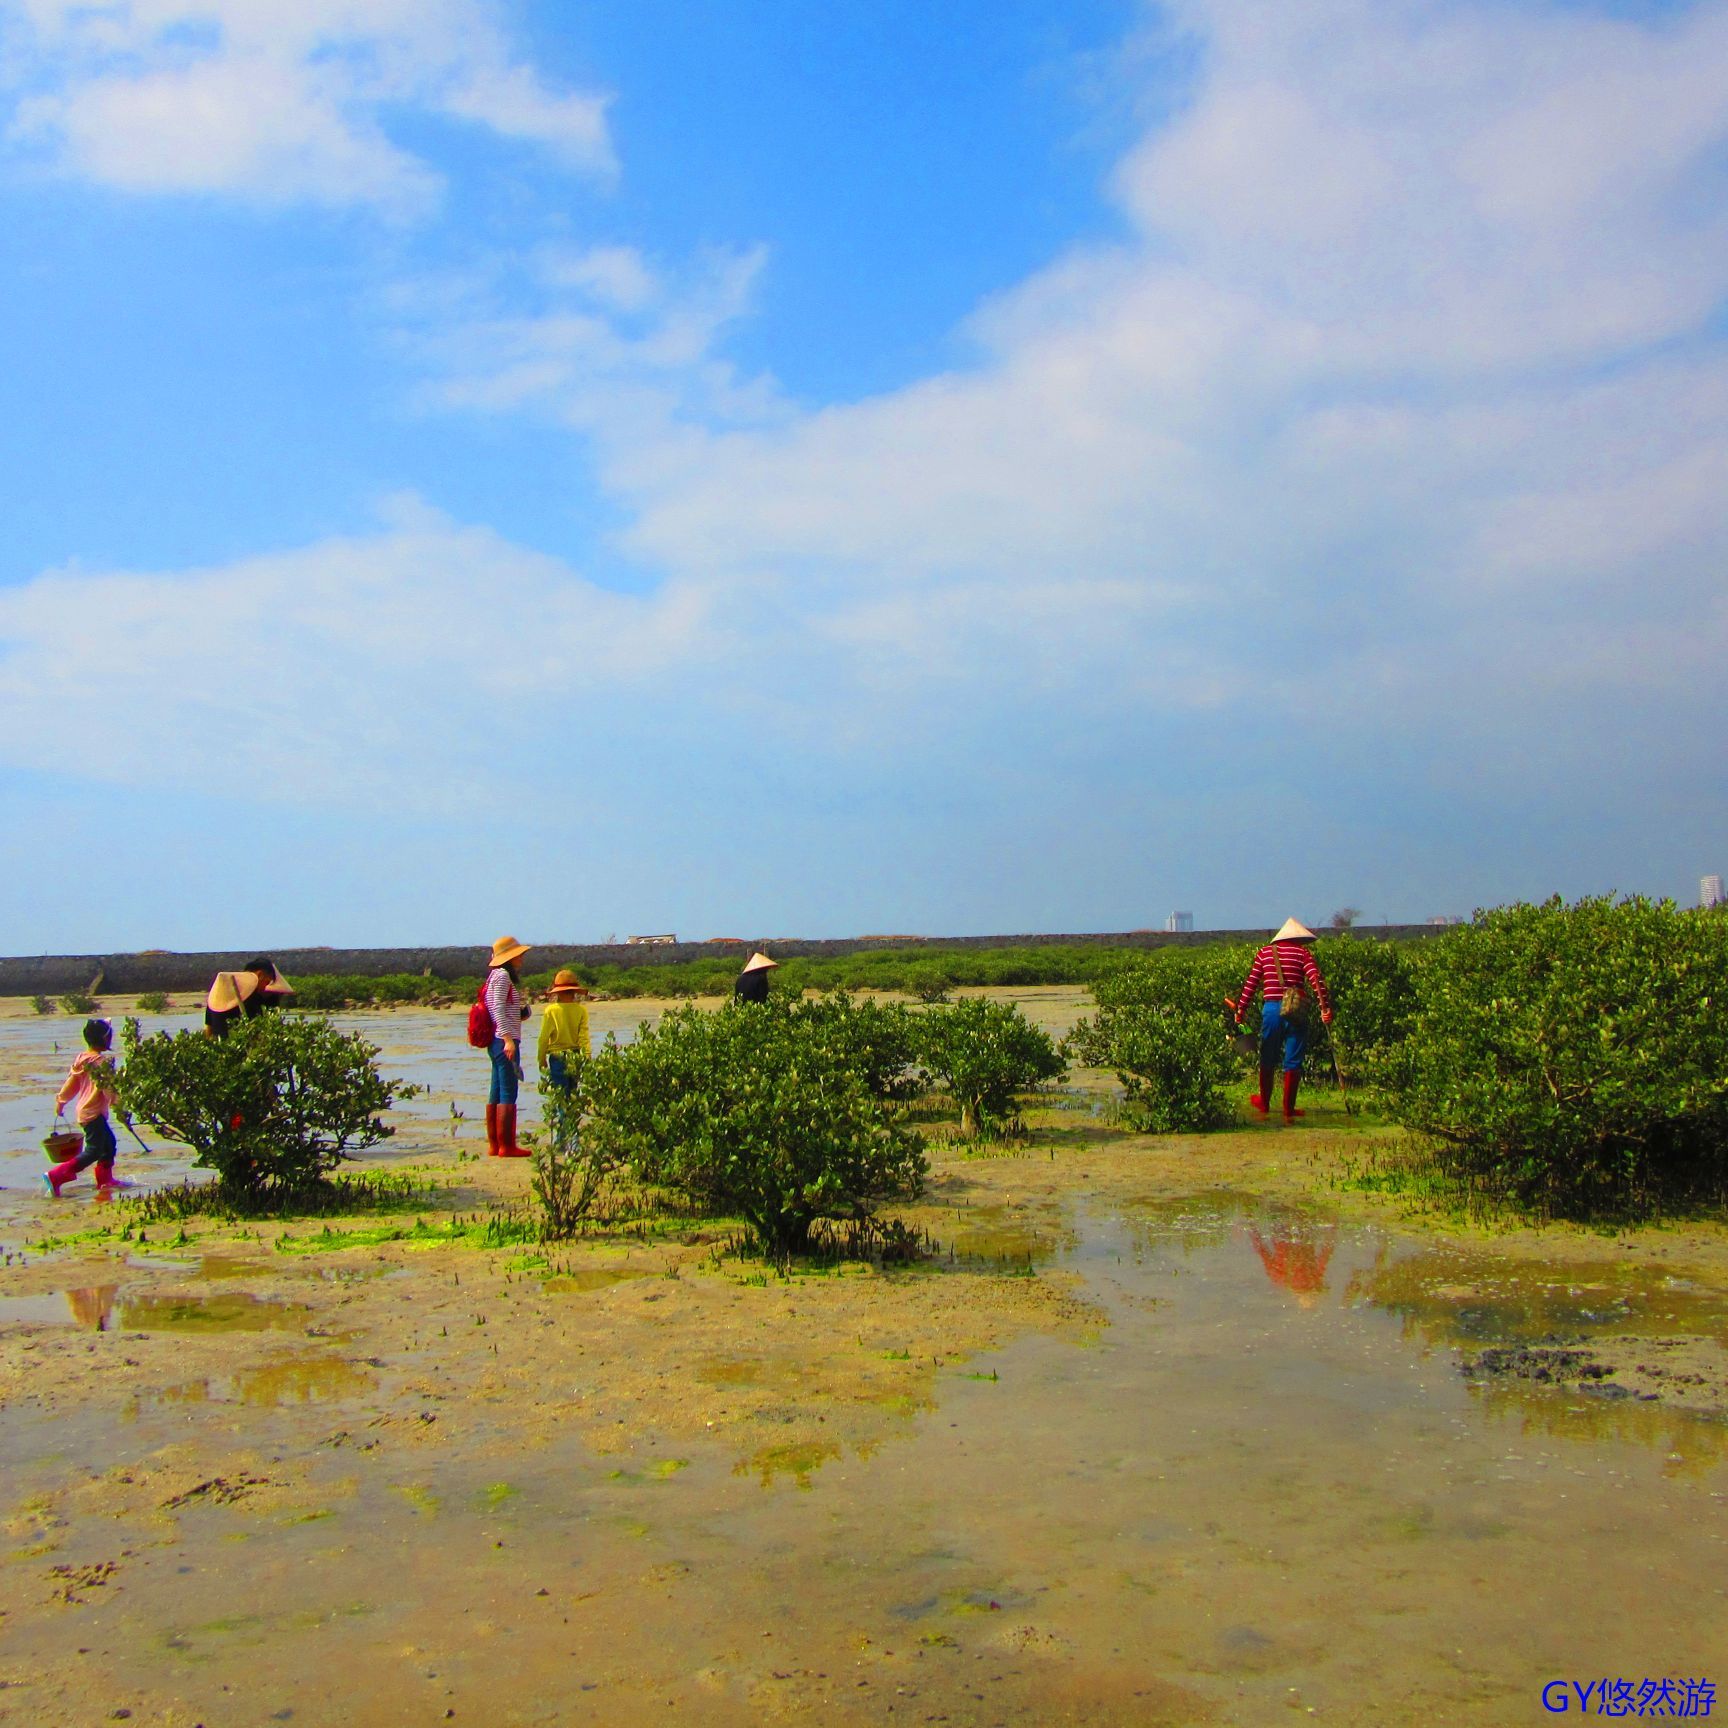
<box><xmin>94</xmin><ymin>1164</ymin><xmax>133</xmax><ymax>1193</ymax></box>
<box><xmin>43</xmin><ymin>1156</ymin><xmax>81</xmax><ymax>1197</ymax></box>
<box><xmin>497</xmin><ymin>1103</ymin><xmax>530</xmax><ymax>1158</ymax></box>
<box><xmin>485</xmin><ymin>1102</ymin><xmax>502</xmax><ymax>1156</ymax></box>
<box><xmin>1249</xmin><ymin>1060</ymin><xmax>1274</xmax><ymax>1114</ymax></box>
<box><xmin>1281</xmin><ymin>1070</ymin><xmax>1305</xmax><ymax>1121</ymax></box>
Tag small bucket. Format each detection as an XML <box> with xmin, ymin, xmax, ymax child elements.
<box><xmin>43</xmin><ymin>1126</ymin><xmax>83</xmax><ymax>1162</ymax></box>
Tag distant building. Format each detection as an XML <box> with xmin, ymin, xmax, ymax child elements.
<box><xmin>1165</xmin><ymin>912</ymin><xmax>1194</xmax><ymax>933</ymax></box>
<box><xmin>626</xmin><ymin>933</ymin><xmax>677</xmax><ymax>946</ymax></box>
<box><xmin>1427</xmin><ymin>915</ymin><xmax>1465</xmax><ymax>927</ymax></box>
<box><xmin>1703</xmin><ymin>875</ymin><xmax>1725</xmax><ymax>909</ymax></box>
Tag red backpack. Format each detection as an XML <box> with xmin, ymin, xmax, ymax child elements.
<box><xmin>466</xmin><ymin>980</ymin><xmax>495</xmax><ymax>1049</ymax></box>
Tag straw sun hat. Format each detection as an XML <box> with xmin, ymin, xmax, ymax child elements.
<box><xmin>490</xmin><ymin>936</ymin><xmax>530</xmax><ymax>968</ymax></box>
<box><xmin>739</xmin><ymin>952</ymin><xmax>779</xmax><ymax>974</ymax></box>
<box><xmin>206</xmin><ymin>966</ymin><xmax>295</xmax><ymax>1013</ymax></box>
<box><xmin>548</xmin><ymin>969</ymin><xmax>591</xmax><ymax>998</ymax></box>
<box><xmin>1273</xmin><ymin>918</ymin><xmax>1316</xmax><ymax>943</ymax></box>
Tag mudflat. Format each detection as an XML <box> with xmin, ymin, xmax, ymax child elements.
<box><xmin>2</xmin><ymin>991</ymin><xmax>1725</xmax><ymax>1726</ymax></box>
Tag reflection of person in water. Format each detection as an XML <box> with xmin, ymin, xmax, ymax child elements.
<box><xmin>65</xmin><ymin>1285</ymin><xmax>118</xmax><ymax>1330</ymax></box>
<box><xmin>1248</xmin><ymin>1221</ymin><xmax>1338</xmax><ymax>1306</ymax></box>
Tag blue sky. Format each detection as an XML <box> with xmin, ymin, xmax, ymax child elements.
<box><xmin>1</xmin><ymin>0</ymin><xmax>1724</xmax><ymax>952</ymax></box>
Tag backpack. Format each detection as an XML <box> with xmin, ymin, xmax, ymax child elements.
<box><xmin>466</xmin><ymin>980</ymin><xmax>495</xmax><ymax>1049</ymax></box>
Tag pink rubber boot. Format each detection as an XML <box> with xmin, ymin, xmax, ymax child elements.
<box><xmin>43</xmin><ymin>1157</ymin><xmax>81</xmax><ymax>1197</ymax></box>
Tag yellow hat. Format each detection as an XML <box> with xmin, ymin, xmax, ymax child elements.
<box><xmin>740</xmin><ymin>951</ymin><xmax>779</xmax><ymax>974</ymax></box>
<box><xmin>548</xmin><ymin>969</ymin><xmax>591</xmax><ymax>998</ymax></box>
<box><xmin>1273</xmin><ymin>918</ymin><xmax>1316</xmax><ymax>943</ymax></box>
<box><xmin>490</xmin><ymin>935</ymin><xmax>530</xmax><ymax>968</ymax></box>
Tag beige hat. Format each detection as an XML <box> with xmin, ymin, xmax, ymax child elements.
<box><xmin>1273</xmin><ymin>917</ymin><xmax>1316</xmax><ymax>943</ymax></box>
<box><xmin>490</xmin><ymin>935</ymin><xmax>530</xmax><ymax>968</ymax></box>
<box><xmin>548</xmin><ymin>969</ymin><xmax>591</xmax><ymax>998</ymax></box>
<box><xmin>740</xmin><ymin>951</ymin><xmax>779</xmax><ymax>974</ymax></box>
<box><xmin>206</xmin><ymin>971</ymin><xmax>252</xmax><ymax>1014</ymax></box>
<box><xmin>206</xmin><ymin>967</ymin><xmax>294</xmax><ymax>1012</ymax></box>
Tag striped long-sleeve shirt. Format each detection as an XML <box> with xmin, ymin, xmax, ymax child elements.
<box><xmin>485</xmin><ymin>967</ymin><xmax>524</xmax><ymax>1042</ymax></box>
<box><xmin>1234</xmin><ymin>942</ymin><xmax>1331</xmax><ymax>1018</ymax></box>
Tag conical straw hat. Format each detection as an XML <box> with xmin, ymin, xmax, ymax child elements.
<box><xmin>207</xmin><ymin>967</ymin><xmax>295</xmax><ymax>1012</ymax></box>
<box><xmin>1273</xmin><ymin>917</ymin><xmax>1316</xmax><ymax>943</ymax></box>
<box><xmin>206</xmin><ymin>971</ymin><xmax>257</xmax><ymax>1013</ymax></box>
<box><xmin>740</xmin><ymin>951</ymin><xmax>779</xmax><ymax>974</ymax></box>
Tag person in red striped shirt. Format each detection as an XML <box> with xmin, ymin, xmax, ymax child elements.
<box><xmin>1228</xmin><ymin>918</ymin><xmax>1333</xmax><ymax>1121</ymax></box>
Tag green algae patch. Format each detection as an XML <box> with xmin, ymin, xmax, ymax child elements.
<box><xmin>115</xmin><ymin>1292</ymin><xmax>309</xmax><ymax>1333</ymax></box>
<box><xmin>734</xmin><ymin>1440</ymin><xmax>840</xmax><ymax>1489</ymax></box>
<box><xmin>393</xmin><ymin>1483</ymin><xmax>441</xmax><ymax>1516</ymax></box>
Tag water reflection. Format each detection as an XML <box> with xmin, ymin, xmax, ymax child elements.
<box><xmin>1110</xmin><ymin>1191</ymin><xmax>1728</xmax><ymax>1465</ymax></box>
<box><xmin>66</xmin><ymin>1284</ymin><xmax>117</xmax><ymax>1329</ymax></box>
<box><xmin>1246</xmin><ymin>1220</ymin><xmax>1337</xmax><ymax>1306</ymax></box>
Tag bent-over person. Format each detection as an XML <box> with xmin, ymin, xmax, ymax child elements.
<box><xmin>734</xmin><ymin>951</ymin><xmax>778</xmax><ymax>1004</ymax></box>
<box><xmin>205</xmin><ymin>957</ymin><xmax>294</xmax><ymax>1036</ymax></box>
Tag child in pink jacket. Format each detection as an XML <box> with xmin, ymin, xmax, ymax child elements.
<box><xmin>45</xmin><ymin>1019</ymin><xmax>130</xmax><ymax>1196</ymax></box>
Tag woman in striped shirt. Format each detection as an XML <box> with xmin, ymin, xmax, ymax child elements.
<box><xmin>484</xmin><ymin>935</ymin><xmax>532</xmax><ymax>1157</ymax></box>
<box><xmin>1229</xmin><ymin>918</ymin><xmax>1333</xmax><ymax>1121</ymax></box>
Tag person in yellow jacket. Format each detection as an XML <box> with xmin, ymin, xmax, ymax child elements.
<box><xmin>537</xmin><ymin>969</ymin><xmax>592</xmax><ymax>1091</ymax></box>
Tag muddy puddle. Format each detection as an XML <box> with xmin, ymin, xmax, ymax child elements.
<box><xmin>2</xmin><ymin>1185</ymin><xmax>1724</xmax><ymax>1724</ymax></box>
<box><xmin>0</xmin><ymin>1285</ymin><xmax>311</xmax><ymax>1333</ymax></box>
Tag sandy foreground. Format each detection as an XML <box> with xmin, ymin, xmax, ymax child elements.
<box><xmin>1</xmin><ymin>989</ymin><xmax>1725</xmax><ymax>1727</ymax></box>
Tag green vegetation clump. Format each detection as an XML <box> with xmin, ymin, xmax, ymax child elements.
<box><xmin>1067</xmin><ymin>970</ymin><xmax>1237</xmax><ymax>1132</ymax></box>
<box><xmin>532</xmin><ymin>1061</ymin><xmax>620</xmax><ymax>1240</ymax></box>
<box><xmin>119</xmin><ymin>1014</ymin><xmax>412</xmax><ymax>1207</ymax></box>
<box><xmin>290</xmin><ymin>971</ymin><xmax>477</xmax><ymax>1010</ymax></box>
<box><xmin>914</xmin><ymin>997</ymin><xmax>1065</xmax><ymax>1138</ymax></box>
<box><xmin>135</xmin><ymin>990</ymin><xmax>171</xmax><ymax>1013</ymax></box>
<box><xmin>30</xmin><ymin>994</ymin><xmax>52</xmax><ymax>1015</ymax></box>
<box><xmin>128</xmin><ymin>1169</ymin><xmax>427</xmax><ymax>1224</ymax></box>
<box><xmin>58</xmin><ymin>990</ymin><xmax>98</xmax><ymax>1015</ymax></box>
<box><xmin>584</xmin><ymin>1000</ymin><xmax>927</xmax><ymax>1257</ymax></box>
<box><xmin>792</xmin><ymin>992</ymin><xmax>927</xmax><ymax>1101</ymax></box>
<box><xmin>1381</xmin><ymin>896</ymin><xmax>1728</xmax><ymax>1216</ymax></box>
<box><xmin>1315</xmin><ymin>936</ymin><xmax>1421</xmax><ymax>1070</ymax></box>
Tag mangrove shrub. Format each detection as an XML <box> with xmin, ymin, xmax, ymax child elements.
<box><xmin>119</xmin><ymin>1014</ymin><xmax>406</xmax><ymax>1200</ymax></box>
<box><xmin>584</xmin><ymin>1002</ymin><xmax>927</xmax><ymax>1256</ymax></box>
<box><xmin>914</xmin><ymin>997</ymin><xmax>1065</xmax><ymax>1136</ymax></box>
<box><xmin>533</xmin><ymin>1060</ymin><xmax>620</xmax><ymax>1239</ymax></box>
<box><xmin>1068</xmin><ymin>967</ymin><xmax>1237</xmax><ymax>1131</ymax></box>
<box><xmin>1382</xmin><ymin>896</ymin><xmax>1728</xmax><ymax>1214</ymax></box>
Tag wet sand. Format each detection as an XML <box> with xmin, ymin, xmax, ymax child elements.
<box><xmin>2</xmin><ymin>992</ymin><xmax>1725</xmax><ymax>1725</ymax></box>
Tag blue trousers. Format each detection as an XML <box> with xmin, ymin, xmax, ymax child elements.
<box><xmin>488</xmin><ymin>1037</ymin><xmax>522</xmax><ymax>1106</ymax></box>
<box><xmin>1260</xmin><ymin>1000</ymin><xmax>1309</xmax><ymax>1074</ymax></box>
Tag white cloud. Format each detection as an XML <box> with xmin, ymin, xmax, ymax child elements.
<box><xmin>0</xmin><ymin>499</ymin><xmax>709</xmax><ymax>806</ymax></box>
<box><xmin>5</xmin><ymin>0</ymin><xmax>1728</xmax><ymax>843</ymax></box>
<box><xmin>412</xmin><ymin>241</ymin><xmax>782</xmax><ymax>441</ymax></box>
<box><xmin>545</xmin><ymin>0</ymin><xmax>1728</xmax><ymax>747</ymax></box>
<box><xmin>0</xmin><ymin>0</ymin><xmax>614</xmax><ymax>210</ymax></box>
